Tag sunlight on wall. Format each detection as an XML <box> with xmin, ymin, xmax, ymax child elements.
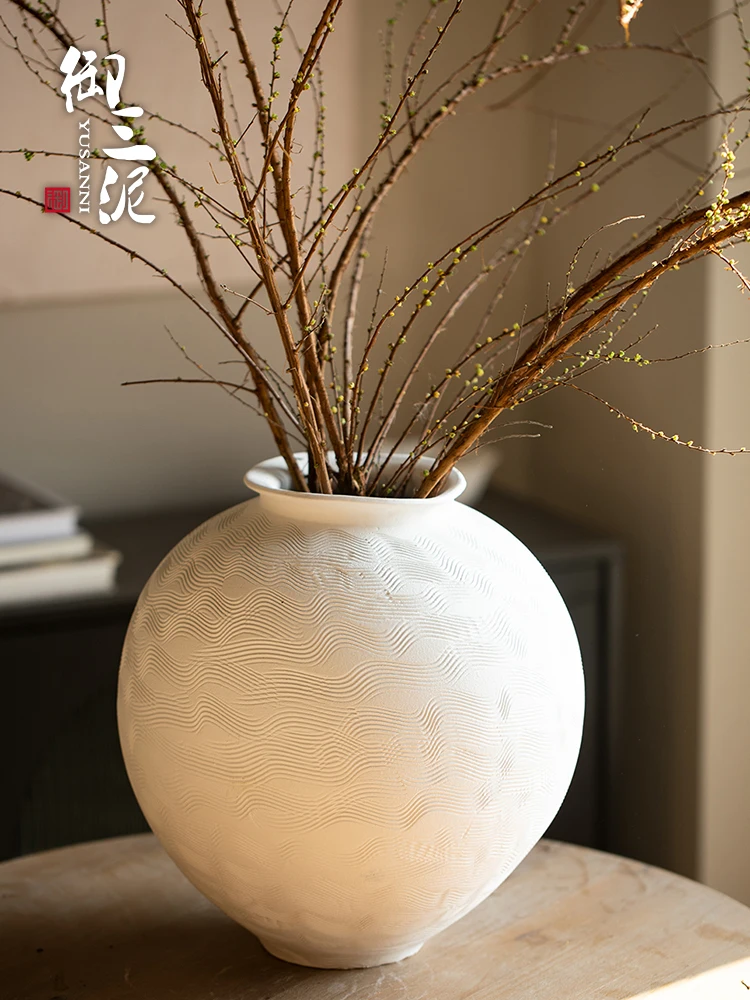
<box><xmin>697</xmin><ymin>0</ymin><xmax>750</xmax><ymax>908</ymax></box>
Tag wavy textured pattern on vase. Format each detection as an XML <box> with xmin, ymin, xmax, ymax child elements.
<box><xmin>118</xmin><ymin>496</ymin><xmax>583</xmax><ymax>968</ymax></box>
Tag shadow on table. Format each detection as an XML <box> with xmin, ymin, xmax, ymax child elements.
<box><xmin>3</xmin><ymin>836</ymin><xmax>750</xmax><ymax>999</ymax></box>
<box><xmin>1</xmin><ymin>903</ymin><xmax>422</xmax><ymax>999</ymax></box>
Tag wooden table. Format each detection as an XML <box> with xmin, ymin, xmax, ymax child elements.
<box><xmin>2</xmin><ymin>835</ymin><xmax>750</xmax><ymax>999</ymax></box>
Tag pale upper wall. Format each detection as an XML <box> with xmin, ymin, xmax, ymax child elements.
<box><xmin>0</xmin><ymin>1</ymin><xmax>362</xmax><ymax>303</ymax></box>
<box><xmin>0</xmin><ymin>0</ymin><xmax>533</xmax><ymax>511</ymax></box>
<box><xmin>698</xmin><ymin>0</ymin><xmax>750</xmax><ymax>904</ymax></box>
<box><xmin>0</xmin><ymin>289</ymin><xmax>282</xmax><ymax>514</ymax></box>
<box><xmin>0</xmin><ymin>0</ymin><xmax>362</xmax><ymax>510</ymax></box>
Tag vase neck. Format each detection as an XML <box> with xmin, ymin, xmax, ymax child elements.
<box><xmin>244</xmin><ymin>453</ymin><xmax>466</xmax><ymax>529</ymax></box>
<box><xmin>253</xmin><ymin>489</ymin><xmax>454</xmax><ymax>528</ymax></box>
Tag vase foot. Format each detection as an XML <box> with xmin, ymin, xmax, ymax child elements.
<box><xmin>257</xmin><ymin>935</ymin><xmax>425</xmax><ymax>969</ymax></box>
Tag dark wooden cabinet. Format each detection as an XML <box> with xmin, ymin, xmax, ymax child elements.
<box><xmin>0</xmin><ymin>490</ymin><xmax>622</xmax><ymax>861</ymax></box>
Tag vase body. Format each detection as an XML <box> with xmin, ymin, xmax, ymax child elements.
<box><xmin>117</xmin><ymin>456</ymin><xmax>584</xmax><ymax>969</ymax></box>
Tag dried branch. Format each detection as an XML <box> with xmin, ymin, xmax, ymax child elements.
<box><xmin>3</xmin><ymin>0</ymin><xmax>749</xmax><ymax>499</ymax></box>
<box><xmin>418</xmin><ymin>188</ymin><xmax>750</xmax><ymax>497</ymax></box>
<box><xmin>569</xmin><ymin>382</ymin><xmax>746</xmax><ymax>454</ymax></box>
<box><xmin>620</xmin><ymin>1</ymin><xmax>644</xmax><ymax>44</ymax></box>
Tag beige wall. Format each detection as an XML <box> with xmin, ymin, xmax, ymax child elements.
<box><xmin>0</xmin><ymin>1</ymin><xmax>362</xmax><ymax>303</ymax></box>
<box><xmin>0</xmin><ymin>1</ymin><xmax>528</xmax><ymax>509</ymax></box>
<box><xmin>515</xmin><ymin>0</ymin><xmax>750</xmax><ymax>901</ymax></box>
<box><xmin>700</xmin><ymin>273</ymin><xmax>750</xmax><ymax>902</ymax></box>
<box><xmin>355</xmin><ymin>1</ymin><xmax>535</xmax><ymax>495</ymax></box>
<box><xmin>0</xmin><ymin>289</ymin><xmax>281</xmax><ymax>513</ymax></box>
<box><xmin>0</xmin><ymin>1</ymin><xmax>361</xmax><ymax>510</ymax></box>
<box><xmin>698</xmin><ymin>0</ymin><xmax>750</xmax><ymax>903</ymax></box>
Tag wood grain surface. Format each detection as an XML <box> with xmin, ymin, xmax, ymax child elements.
<box><xmin>1</xmin><ymin>834</ymin><xmax>750</xmax><ymax>999</ymax></box>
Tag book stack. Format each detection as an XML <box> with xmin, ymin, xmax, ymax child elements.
<box><xmin>0</xmin><ymin>471</ymin><xmax>121</xmax><ymax>607</ymax></box>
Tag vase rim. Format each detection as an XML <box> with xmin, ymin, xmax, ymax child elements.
<box><xmin>244</xmin><ymin>452</ymin><xmax>466</xmax><ymax>505</ymax></box>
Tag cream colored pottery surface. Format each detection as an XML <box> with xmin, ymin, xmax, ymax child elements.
<box><xmin>2</xmin><ymin>835</ymin><xmax>750</xmax><ymax>999</ymax></box>
<box><xmin>118</xmin><ymin>461</ymin><xmax>583</xmax><ymax>967</ymax></box>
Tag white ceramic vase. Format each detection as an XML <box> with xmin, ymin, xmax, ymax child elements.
<box><xmin>117</xmin><ymin>454</ymin><xmax>584</xmax><ymax>969</ymax></box>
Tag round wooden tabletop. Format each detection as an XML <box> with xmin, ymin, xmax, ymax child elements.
<box><xmin>2</xmin><ymin>835</ymin><xmax>750</xmax><ymax>999</ymax></box>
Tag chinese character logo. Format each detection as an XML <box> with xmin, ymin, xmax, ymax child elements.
<box><xmin>58</xmin><ymin>46</ymin><xmax>156</xmax><ymax>225</ymax></box>
<box><xmin>44</xmin><ymin>187</ymin><xmax>71</xmax><ymax>213</ymax></box>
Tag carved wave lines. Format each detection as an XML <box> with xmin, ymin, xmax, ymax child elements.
<box><xmin>123</xmin><ymin>634</ymin><xmax>525</xmax><ymax>701</ymax></box>
<box><xmin>118</xmin><ymin>493</ymin><xmax>584</xmax><ymax>962</ymax></box>
<box><xmin>126</xmin><ymin>601</ymin><xmax>496</xmax><ymax>672</ymax></box>
<box><xmin>124</xmin><ymin>726</ymin><xmax>510</xmax><ymax>801</ymax></box>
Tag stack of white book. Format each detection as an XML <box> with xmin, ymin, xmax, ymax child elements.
<box><xmin>0</xmin><ymin>471</ymin><xmax>121</xmax><ymax>607</ymax></box>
